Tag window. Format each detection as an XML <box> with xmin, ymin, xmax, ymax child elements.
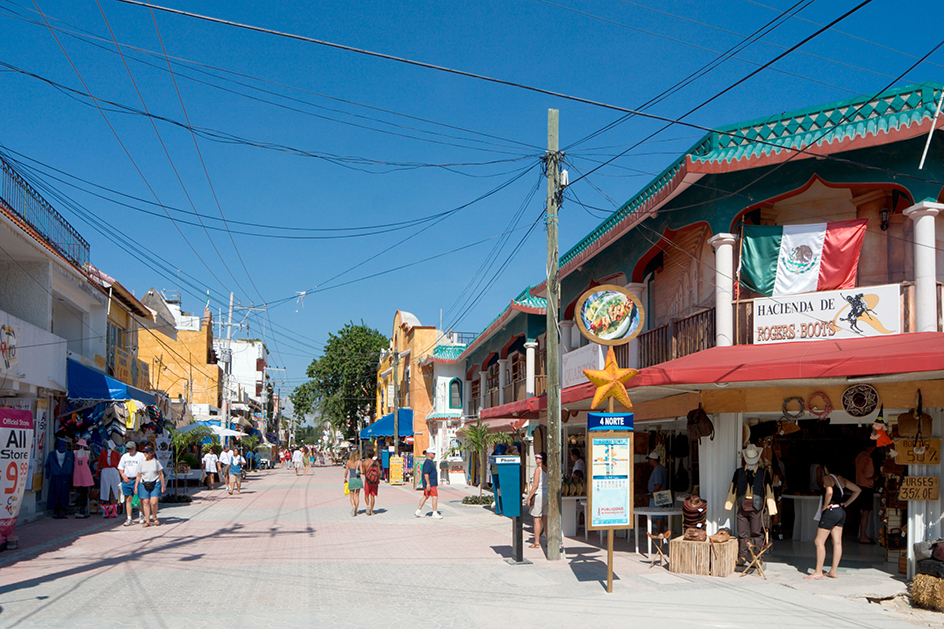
<box><xmin>449</xmin><ymin>379</ymin><xmax>462</xmax><ymax>409</ymax></box>
<box><xmin>106</xmin><ymin>322</ymin><xmax>126</xmax><ymax>373</ymax></box>
<box><xmin>471</xmin><ymin>379</ymin><xmax>480</xmax><ymax>400</ymax></box>
<box><xmin>486</xmin><ymin>362</ymin><xmax>499</xmax><ymax>391</ymax></box>
<box><xmin>511</xmin><ymin>352</ymin><xmax>525</xmax><ymax>382</ymax></box>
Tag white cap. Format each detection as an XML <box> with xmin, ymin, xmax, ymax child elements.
<box><xmin>426</xmin><ymin>448</ymin><xmax>436</xmax><ymax>455</ymax></box>
<box><xmin>647</xmin><ymin>452</ymin><xmax>660</xmax><ymax>460</ymax></box>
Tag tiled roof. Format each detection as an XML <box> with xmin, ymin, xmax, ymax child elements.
<box><xmin>558</xmin><ymin>81</ymin><xmax>943</xmax><ymax>273</ymax></box>
<box><xmin>426</xmin><ymin>411</ymin><xmax>463</xmax><ymax>420</ymax></box>
<box><xmin>512</xmin><ymin>286</ymin><xmax>547</xmax><ymax>312</ymax></box>
<box><xmin>431</xmin><ymin>344</ymin><xmax>466</xmax><ymax>360</ymax></box>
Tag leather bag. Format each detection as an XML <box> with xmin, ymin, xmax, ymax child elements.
<box><xmin>899</xmin><ymin>390</ymin><xmax>933</xmax><ymax>437</ymax></box>
<box><xmin>709</xmin><ymin>530</ymin><xmax>731</xmax><ymax>544</ymax></box>
<box><xmin>687</xmin><ymin>406</ymin><xmax>715</xmax><ymax>442</ymax></box>
<box><xmin>683</xmin><ymin>528</ymin><xmax>707</xmax><ymax>542</ymax></box>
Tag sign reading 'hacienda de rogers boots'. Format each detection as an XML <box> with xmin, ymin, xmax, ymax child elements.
<box><xmin>752</xmin><ymin>284</ymin><xmax>900</xmax><ymax>344</ymax></box>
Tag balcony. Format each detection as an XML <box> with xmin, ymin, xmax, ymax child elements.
<box><xmin>0</xmin><ymin>157</ymin><xmax>90</xmax><ymax>268</ymax></box>
<box><xmin>636</xmin><ymin>308</ymin><xmax>716</xmax><ymax>368</ymax></box>
<box><xmin>478</xmin><ymin>375</ymin><xmax>548</xmax><ymax>411</ymax></box>
<box><xmin>469</xmin><ymin>397</ymin><xmax>481</xmax><ymax>417</ymax></box>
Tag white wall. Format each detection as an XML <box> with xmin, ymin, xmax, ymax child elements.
<box><xmin>217</xmin><ymin>339</ymin><xmax>268</xmax><ymax>405</ymax></box>
<box><xmin>432</xmin><ymin>360</ymin><xmax>465</xmax><ymax>414</ymax></box>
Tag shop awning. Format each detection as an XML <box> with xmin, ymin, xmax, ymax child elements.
<box><xmin>67</xmin><ymin>359</ymin><xmax>154</xmax><ymax>405</ymax></box>
<box><xmin>631</xmin><ymin>332</ymin><xmax>944</xmax><ymax>388</ymax></box>
<box><xmin>481</xmin><ymin>416</ymin><xmax>528</xmax><ymax>433</ymax></box>
<box><xmin>360</xmin><ymin>409</ymin><xmax>413</xmax><ymax>439</ymax></box>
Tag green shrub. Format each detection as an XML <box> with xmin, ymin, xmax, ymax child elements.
<box><xmin>462</xmin><ymin>495</ymin><xmax>494</xmax><ymax>505</ymax></box>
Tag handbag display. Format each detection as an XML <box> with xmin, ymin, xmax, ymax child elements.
<box><xmin>683</xmin><ymin>528</ymin><xmax>707</xmax><ymax>542</ymax></box>
<box><xmin>899</xmin><ymin>390</ymin><xmax>933</xmax><ymax>437</ymax></box>
<box><xmin>709</xmin><ymin>530</ymin><xmax>731</xmax><ymax>544</ymax></box>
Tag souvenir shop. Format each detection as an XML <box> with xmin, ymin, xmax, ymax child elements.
<box><xmin>52</xmin><ymin>359</ymin><xmax>170</xmax><ymax>519</ymax></box>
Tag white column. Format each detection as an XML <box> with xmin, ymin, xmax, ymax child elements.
<box><xmin>708</xmin><ymin>233</ymin><xmax>738</xmax><ymax>347</ymax></box>
<box><xmin>904</xmin><ymin>202</ymin><xmax>942</xmax><ymax>333</ymax></box>
<box><xmin>525</xmin><ymin>341</ymin><xmax>538</xmax><ymax>397</ymax></box>
<box><xmin>498</xmin><ymin>358</ymin><xmax>510</xmax><ymax>405</ymax></box>
<box><xmin>463</xmin><ymin>379</ymin><xmax>471</xmax><ymax>416</ymax></box>
<box><xmin>479</xmin><ymin>371</ymin><xmax>487</xmax><ymax>410</ymax></box>
<box><xmin>698</xmin><ymin>413</ymin><xmax>742</xmax><ymax>534</ymax></box>
<box><xmin>560</xmin><ymin>320</ymin><xmax>574</xmax><ymax>354</ymax></box>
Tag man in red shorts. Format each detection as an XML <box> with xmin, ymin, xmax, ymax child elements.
<box><xmin>364</xmin><ymin>450</ymin><xmax>381</xmax><ymax>516</ymax></box>
<box><xmin>415</xmin><ymin>449</ymin><xmax>442</xmax><ymax>519</ymax></box>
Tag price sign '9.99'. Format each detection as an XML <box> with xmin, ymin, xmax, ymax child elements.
<box><xmin>0</xmin><ymin>408</ymin><xmax>33</xmax><ymax>546</ymax></box>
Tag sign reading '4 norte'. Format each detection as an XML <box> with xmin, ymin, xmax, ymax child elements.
<box><xmin>752</xmin><ymin>284</ymin><xmax>900</xmax><ymax>345</ymax></box>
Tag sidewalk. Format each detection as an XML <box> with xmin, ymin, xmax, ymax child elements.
<box><xmin>0</xmin><ymin>465</ymin><xmax>938</xmax><ymax>628</ymax></box>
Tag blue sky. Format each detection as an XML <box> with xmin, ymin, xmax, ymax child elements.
<box><xmin>1</xmin><ymin>0</ymin><xmax>942</xmax><ymax>409</ymax></box>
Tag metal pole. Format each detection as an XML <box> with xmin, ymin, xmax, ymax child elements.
<box><xmin>545</xmin><ymin>109</ymin><xmax>563</xmax><ymax>561</ymax></box>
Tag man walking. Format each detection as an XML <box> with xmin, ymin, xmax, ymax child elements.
<box><xmin>219</xmin><ymin>444</ymin><xmax>233</xmax><ymax>493</ymax></box>
<box><xmin>202</xmin><ymin>447</ymin><xmax>219</xmax><ymax>490</ymax></box>
<box><xmin>415</xmin><ymin>449</ymin><xmax>442</xmax><ymax>519</ymax></box>
<box><xmin>117</xmin><ymin>442</ymin><xmax>145</xmax><ymax>526</ymax></box>
<box><xmin>292</xmin><ymin>448</ymin><xmax>303</xmax><ymax>476</ymax></box>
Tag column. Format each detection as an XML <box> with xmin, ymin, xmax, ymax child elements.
<box><xmin>479</xmin><ymin>371</ymin><xmax>487</xmax><ymax>411</ymax></box>
<box><xmin>560</xmin><ymin>320</ymin><xmax>574</xmax><ymax>354</ymax></box>
<box><xmin>708</xmin><ymin>233</ymin><xmax>738</xmax><ymax>347</ymax></box>
<box><xmin>463</xmin><ymin>379</ymin><xmax>471</xmax><ymax>416</ymax></box>
<box><xmin>498</xmin><ymin>358</ymin><xmax>510</xmax><ymax>405</ymax></box>
<box><xmin>525</xmin><ymin>341</ymin><xmax>538</xmax><ymax>397</ymax></box>
<box><xmin>904</xmin><ymin>202</ymin><xmax>942</xmax><ymax>333</ymax></box>
<box><xmin>699</xmin><ymin>413</ymin><xmax>742</xmax><ymax>534</ymax></box>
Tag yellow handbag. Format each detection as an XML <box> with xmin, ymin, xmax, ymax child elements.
<box><xmin>344</xmin><ymin>481</ymin><xmax>350</xmax><ymax>496</ymax></box>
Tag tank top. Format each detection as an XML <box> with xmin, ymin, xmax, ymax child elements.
<box><xmin>349</xmin><ymin>462</ymin><xmax>361</xmax><ymax>479</ymax></box>
<box><xmin>536</xmin><ymin>469</ymin><xmax>547</xmax><ymax>495</ymax></box>
<box><xmin>826</xmin><ymin>473</ymin><xmax>845</xmax><ymax>506</ymax></box>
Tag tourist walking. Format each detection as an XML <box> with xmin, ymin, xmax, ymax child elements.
<box><xmin>202</xmin><ymin>446</ymin><xmax>219</xmax><ymax>490</ymax></box>
<box><xmin>117</xmin><ymin>441</ymin><xmax>145</xmax><ymax>526</ymax></box>
<box><xmin>525</xmin><ymin>452</ymin><xmax>548</xmax><ymax>547</ymax></box>
<box><xmin>229</xmin><ymin>447</ymin><xmax>245</xmax><ymax>494</ymax></box>
<box><xmin>302</xmin><ymin>446</ymin><xmax>311</xmax><ymax>476</ymax></box>
<box><xmin>345</xmin><ymin>450</ymin><xmax>363</xmax><ymax>516</ymax></box>
<box><xmin>415</xmin><ymin>449</ymin><xmax>442</xmax><ymax>519</ymax></box>
<box><xmin>134</xmin><ymin>445</ymin><xmax>165</xmax><ymax>527</ymax></box>
<box><xmin>805</xmin><ymin>464</ymin><xmax>861</xmax><ymax>580</ymax></box>
<box><xmin>219</xmin><ymin>445</ymin><xmax>233</xmax><ymax>492</ymax></box>
<box><xmin>292</xmin><ymin>448</ymin><xmax>304</xmax><ymax>476</ymax></box>
<box><xmin>363</xmin><ymin>451</ymin><xmax>381</xmax><ymax>516</ymax></box>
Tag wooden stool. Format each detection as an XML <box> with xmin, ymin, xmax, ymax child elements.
<box><xmin>647</xmin><ymin>530</ymin><xmax>671</xmax><ymax>569</ymax></box>
<box><xmin>741</xmin><ymin>541</ymin><xmax>771</xmax><ymax>579</ymax></box>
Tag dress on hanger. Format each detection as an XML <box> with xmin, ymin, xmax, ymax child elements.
<box><xmin>73</xmin><ymin>449</ymin><xmax>94</xmax><ymax>487</ymax></box>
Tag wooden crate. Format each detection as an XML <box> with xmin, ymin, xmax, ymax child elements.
<box><xmin>669</xmin><ymin>538</ymin><xmax>711</xmax><ymax>576</ymax></box>
<box><xmin>710</xmin><ymin>539</ymin><xmax>738</xmax><ymax>577</ymax></box>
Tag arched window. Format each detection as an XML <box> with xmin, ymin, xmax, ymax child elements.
<box><xmin>449</xmin><ymin>379</ymin><xmax>462</xmax><ymax>409</ymax></box>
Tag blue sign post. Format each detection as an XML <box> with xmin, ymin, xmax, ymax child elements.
<box><xmin>490</xmin><ymin>455</ymin><xmax>531</xmax><ymax>565</ymax></box>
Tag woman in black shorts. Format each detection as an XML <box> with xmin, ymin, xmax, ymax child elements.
<box><xmin>805</xmin><ymin>466</ymin><xmax>861</xmax><ymax>580</ymax></box>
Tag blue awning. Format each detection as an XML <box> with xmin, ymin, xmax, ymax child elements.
<box><xmin>67</xmin><ymin>359</ymin><xmax>155</xmax><ymax>405</ymax></box>
<box><xmin>360</xmin><ymin>409</ymin><xmax>414</xmax><ymax>439</ymax></box>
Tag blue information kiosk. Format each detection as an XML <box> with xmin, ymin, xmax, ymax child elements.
<box><xmin>489</xmin><ymin>455</ymin><xmax>531</xmax><ymax>565</ymax></box>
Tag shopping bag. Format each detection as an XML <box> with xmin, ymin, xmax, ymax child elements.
<box><xmin>131</xmin><ymin>493</ymin><xmax>141</xmax><ymax>509</ymax></box>
<box><xmin>343</xmin><ymin>481</ymin><xmax>349</xmax><ymax>496</ymax></box>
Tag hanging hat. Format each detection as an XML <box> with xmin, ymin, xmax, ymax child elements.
<box><xmin>647</xmin><ymin>452</ymin><xmax>661</xmax><ymax>460</ymax></box>
<box><xmin>742</xmin><ymin>444</ymin><xmax>761</xmax><ymax>465</ymax></box>
<box><xmin>76</xmin><ymin>438</ymin><xmax>88</xmax><ymax>448</ymax></box>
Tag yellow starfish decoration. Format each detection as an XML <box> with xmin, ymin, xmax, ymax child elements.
<box><xmin>583</xmin><ymin>347</ymin><xmax>638</xmax><ymax>410</ymax></box>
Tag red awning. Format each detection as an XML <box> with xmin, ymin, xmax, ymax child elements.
<box><xmin>631</xmin><ymin>332</ymin><xmax>944</xmax><ymax>388</ymax></box>
<box><xmin>481</xmin><ymin>416</ymin><xmax>529</xmax><ymax>433</ymax></box>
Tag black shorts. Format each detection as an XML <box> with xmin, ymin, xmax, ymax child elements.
<box><xmin>856</xmin><ymin>487</ymin><xmax>874</xmax><ymax>510</ymax></box>
<box><xmin>818</xmin><ymin>506</ymin><xmax>846</xmax><ymax>530</ymax></box>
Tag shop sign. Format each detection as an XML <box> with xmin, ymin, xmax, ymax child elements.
<box><xmin>588</xmin><ymin>433</ymin><xmax>633</xmax><ymax>529</ymax></box>
<box><xmin>389</xmin><ymin>455</ymin><xmax>403</xmax><ymax>485</ymax></box>
<box><xmin>587</xmin><ymin>412</ymin><xmax>633</xmax><ymax>432</ymax></box>
<box><xmin>155</xmin><ymin>435</ymin><xmax>172</xmax><ymax>470</ymax></box>
<box><xmin>898</xmin><ymin>476</ymin><xmax>939</xmax><ymax>501</ymax></box>
<box><xmin>752</xmin><ymin>284</ymin><xmax>900</xmax><ymax>344</ymax></box>
<box><xmin>0</xmin><ymin>408</ymin><xmax>33</xmax><ymax>547</ymax></box>
<box><xmin>114</xmin><ymin>347</ymin><xmax>133</xmax><ymax>384</ymax></box>
<box><xmin>575</xmin><ymin>285</ymin><xmax>645</xmax><ymax>346</ymax></box>
<box><xmin>31</xmin><ymin>400</ymin><xmax>48</xmax><ymax>492</ymax></box>
<box><xmin>562</xmin><ymin>343</ymin><xmax>604</xmax><ymax>389</ymax></box>
<box><xmin>894</xmin><ymin>438</ymin><xmax>940</xmax><ymax>465</ymax></box>
<box><xmin>0</xmin><ymin>322</ymin><xmax>17</xmax><ymax>372</ymax></box>
<box><xmin>131</xmin><ymin>358</ymin><xmax>150</xmax><ymax>391</ymax></box>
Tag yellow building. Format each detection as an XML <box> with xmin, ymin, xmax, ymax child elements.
<box><xmin>137</xmin><ymin>291</ymin><xmax>222</xmax><ymax>408</ymax></box>
<box><xmin>375</xmin><ymin>311</ymin><xmax>439</xmax><ymax>457</ymax></box>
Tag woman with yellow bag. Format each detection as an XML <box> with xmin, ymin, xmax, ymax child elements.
<box><xmin>344</xmin><ymin>451</ymin><xmax>363</xmax><ymax>516</ymax></box>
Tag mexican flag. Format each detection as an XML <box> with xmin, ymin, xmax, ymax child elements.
<box><xmin>739</xmin><ymin>219</ymin><xmax>868</xmax><ymax>296</ymax></box>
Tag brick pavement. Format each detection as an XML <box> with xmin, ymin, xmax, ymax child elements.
<box><xmin>0</xmin><ymin>466</ymin><xmax>933</xmax><ymax>628</ymax></box>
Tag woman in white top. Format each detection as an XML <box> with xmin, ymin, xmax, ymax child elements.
<box><xmin>135</xmin><ymin>445</ymin><xmax>166</xmax><ymax>527</ymax></box>
<box><xmin>525</xmin><ymin>452</ymin><xmax>548</xmax><ymax>549</ymax></box>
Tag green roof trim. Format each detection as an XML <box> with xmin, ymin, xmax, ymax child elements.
<box><xmin>430</xmin><ymin>344</ymin><xmax>467</xmax><ymax>360</ymax></box>
<box><xmin>559</xmin><ymin>81</ymin><xmax>943</xmax><ymax>271</ymax></box>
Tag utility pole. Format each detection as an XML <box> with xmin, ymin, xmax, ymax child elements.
<box><xmin>223</xmin><ymin>292</ymin><xmax>234</xmax><ymax>441</ymax></box>
<box><xmin>545</xmin><ymin>109</ymin><xmax>563</xmax><ymax>561</ymax></box>
<box><xmin>391</xmin><ymin>348</ymin><xmax>400</xmax><ymax>456</ymax></box>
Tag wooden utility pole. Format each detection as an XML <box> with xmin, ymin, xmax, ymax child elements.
<box><xmin>223</xmin><ymin>291</ymin><xmax>234</xmax><ymax>440</ymax></box>
<box><xmin>545</xmin><ymin>109</ymin><xmax>563</xmax><ymax>561</ymax></box>
<box><xmin>392</xmin><ymin>347</ymin><xmax>400</xmax><ymax>455</ymax></box>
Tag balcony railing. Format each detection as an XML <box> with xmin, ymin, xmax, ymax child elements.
<box><xmin>535</xmin><ymin>375</ymin><xmax>547</xmax><ymax>397</ymax></box>
<box><xmin>0</xmin><ymin>157</ymin><xmax>90</xmax><ymax>268</ymax></box>
<box><xmin>638</xmin><ymin>308</ymin><xmax>716</xmax><ymax>368</ymax></box>
<box><xmin>470</xmin><ymin>397</ymin><xmax>481</xmax><ymax>417</ymax></box>
<box><xmin>488</xmin><ymin>388</ymin><xmax>500</xmax><ymax>408</ymax></box>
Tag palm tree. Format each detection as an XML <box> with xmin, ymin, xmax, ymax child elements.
<box><xmin>460</xmin><ymin>418</ymin><xmax>512</xmax><ymax>497</ymax></box>
<box><xmin>168</xmin><ymin>425</ymin><xmax>212</xmax><ymax>496</ymax></box>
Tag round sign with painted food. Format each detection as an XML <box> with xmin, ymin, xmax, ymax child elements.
<box><xmin>575</xmin><ymin>285</ymin><xmax>644</xmax><ymax>346</ymax></box>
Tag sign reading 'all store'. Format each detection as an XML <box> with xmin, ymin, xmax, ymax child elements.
<box><xmin>752</xmin><ymin>284</ymin><xmax>900</xmax><ymax>345</ymax></box>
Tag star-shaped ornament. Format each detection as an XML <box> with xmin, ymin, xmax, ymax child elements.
<box><xmin>583</xmin><ymin>347</ymin><xmax>638</xmax><ymax>410</ymax></box>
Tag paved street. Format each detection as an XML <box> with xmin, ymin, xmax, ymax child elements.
<box><xmin>0</xmin><ymin>466</ymin><xmax>936</xmax><ymax>629</ymax></box>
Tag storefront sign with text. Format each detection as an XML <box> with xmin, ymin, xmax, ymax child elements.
<box><xmin>898</xmin><ymin>476</ymin><xmax>939</xmax><ymax>501</ymax></box>
<box><xmin>753</xmin><ymin>284</ymin><xmax>900</xmax><ymax>345</ymax></box>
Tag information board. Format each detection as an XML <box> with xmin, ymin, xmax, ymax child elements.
<box><xmin>898</xmin><ymin>476</ymin><xmax>939</xmax><ymax>501</ymax></box>
<box><xmin>389</xmin><ymin>455</ymin><xmax>403</xmax><ymax>485</ymax></box>
<box><xmin>894</xmin><ymin>438</ymin><xmax>940</xmax><ymax>465</ymax></box>
<box><xmin>588</xmin><ymin>433</ymin><xmax>634</xmax><ymax>530</ymax></box>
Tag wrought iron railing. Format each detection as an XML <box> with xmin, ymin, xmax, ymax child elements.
<box><xmin>0</xmin><ymin>157</ymin><xmax>89</xmax><ymax>268</ymax></box>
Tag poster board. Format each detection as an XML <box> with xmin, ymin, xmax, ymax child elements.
<box><xmin>587</xmin><ymin>413</ymin><xmax>634</xmax><ymax>531</ymax></box>
<box><xmin>389</xmin><ymin>455</ymin><xmax>403</xmax><ymax>485</ymax></box>
<box><xmin>0</xmin><ymin>408</ymin><xmax>33</xmax><ymax>546</ymax></box>
<box><xmin>414</xmin><ymin>460</ymin><xmax>425</xmax><ymax>490</ymax></box>
<box><xmin>894</xmin><ymin>438</ymin><xmax>940</xmax><ymax>465</ymax></box>
<box><xmin>898</xmin><ymin>476</ymin><xmax>939</xmax><ymax>501</ymax></box>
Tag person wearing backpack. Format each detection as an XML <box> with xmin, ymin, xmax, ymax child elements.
<box><xmin>363</xmin><ymin>451</ymin><xmax>381</xmax><ymax>516</ymax></box>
